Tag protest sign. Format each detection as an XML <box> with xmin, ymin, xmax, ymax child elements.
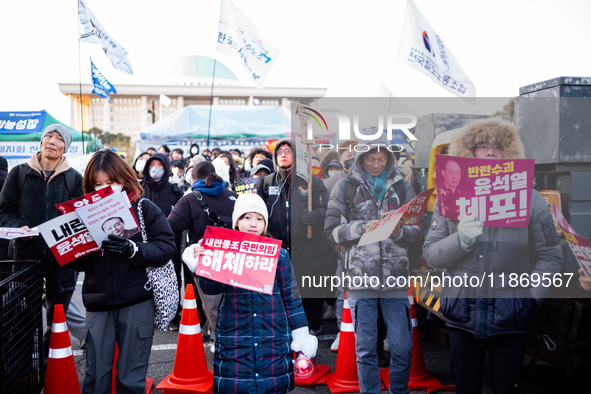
<box><xmin>552</xmin><ymin>202</ymin><xmax>591</xmax><ymax>277</ymax></box>
<box><xmin>196</xmin><ymin>227</ymin><xmax>282</xmax><ymax>295</ymax></box>
<box><xmin>234</xmin><ymin>177</ymin><xmax>257</xmax><ymax>195</ymax></box>
<box><xmin>295</xmin><ymin>135</ymin><xmax>309</xmax><ymax>182</ymax></box>
<box><xmin>56</xmin><ymin>186</ymin><xmax>113</xmax><ymax>214</ymax></box>
<box><xmin>0</xmin><ymin>227</ymin><xmax>39</xmax><ymax>240</ymax></box>
<box><xmin>38</xmin><ymin>212</ymin><xmax>99</xmax><ymax>265</ymax></box>
<box><xmin>540</xmin><ymin>190</ymin><xmax>562</xmax><ymax>236</ymax></box>
<box><xmin>435</xmin><ymin>155</ymin><xmax>535</xmax><ymax>227</ymax></box>
<box><xmin>358</xmin><ymin>188</ymin><xmax>434</xmax><ymax>247</ymax></box>
<box><xmin>312</xmin><ymin>166</ymin><xmax>323</xmax><ymax>179</ymax></box>
<box><xmin>76</xmin><ymin>191</ymin><xmax>139</xmax><ymax>246</ymax></box>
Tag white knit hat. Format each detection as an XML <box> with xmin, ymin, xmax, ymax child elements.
<box><xmin>212</xmin><ymin>157</ymin><xmax>230</xmax><ymax>184</ymax></box>
<box><xmin>232</xmin><ymin>193</ymin><xmax>268</xmax><ymax>232</ymax></box>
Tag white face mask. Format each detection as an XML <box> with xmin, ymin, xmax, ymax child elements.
<box><xmin>96</xmin><ymin>184</ymin><xmax>122</xmax><ymax>192</ymax></box>
<box><xmin>328</xmin><ymin>170</ymin><xmax>340</xmax><ymax>178</ymax></box>
<box><xmin>149</xmin><ymin>166</ymin><xmax>165</xmax><ymax>180</ymax></box>
<box><xmin>191</xmin><ymin>147</ymin><xmax>198</xmax><ymax>154</ymax></box>
<box><xmin>135</xmin><ymin>159</ymin><xmax>146</xmax><ymax>173</ymax></box>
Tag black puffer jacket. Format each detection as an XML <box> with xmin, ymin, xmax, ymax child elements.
<box><xmin>0</xmin><ymin>155</ymin><xmax>84</xmax><ymax>262</ymax></box>
<box><xmin>168</xmin><ymin>188</ymin><xmax>238</xmax><ymax>245</ymax></box>
<box><xmin>142</xmin><ymin>153</ymin><xmax>183</xmax><ymax>217</ymax></box>
<box><xmin>70</xmin><ymin>199</ymin><xmax>176</xmax><ymax>311</ymax></box>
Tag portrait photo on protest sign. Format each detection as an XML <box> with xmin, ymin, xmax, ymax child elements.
<box><xmin>76</xmin><ymin>191</ymin><xmax>139</xmax><ymax>246</ymax></box>
<box><xmin>196</xmin><ymin>226</ymin><xmax>282</xmax><ymax>295</ymax></box>
<box><xmin>435</xmin><ymin>154</ymin><xmax>535</xmax><ymax>227</ymax></box>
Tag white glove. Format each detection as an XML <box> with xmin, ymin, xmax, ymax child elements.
<box><xmin>291</xmin><ymin>327</ymin><xmax>318</xmax><ymax>358</ymax></box>
<box><xmin>182</xmin><ymin>243</ymin><xmax>200</xmax><ymax>273</ymax></box>
<box><xmin>457</xmin><ymin>214</ymin><xmax>483</xmax><ymax>247</ymax></box>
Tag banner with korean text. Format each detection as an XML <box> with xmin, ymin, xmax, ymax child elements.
<box><xmin>552</xmin><ymin>202</ymin><xmax>591</xmax><ymax>277</ymax></box>
<box><xmin>196</xmin><ymin>227</ymin><xmax>282</xmax><ymax>295</ymax></box>
<box><xmin>435</xmin><ymin>155</ymin><xmax>535</xmax><ymax>227</ymax></box>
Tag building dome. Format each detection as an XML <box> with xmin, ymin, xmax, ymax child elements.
<box><xmin>159</xmin><ymin>55</ymin><xmax>241</xmax><ymax>86</ymax></box>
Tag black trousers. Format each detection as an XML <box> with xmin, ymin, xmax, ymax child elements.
<box><xmin>302</xmin><ymin>298</ymin><xmax>323</xmax><ymax>331</ymax></box>
<box><xmin>449</xmin><ymin>328</ymin><xmax>527</xmax><ymax>394</ymax></box>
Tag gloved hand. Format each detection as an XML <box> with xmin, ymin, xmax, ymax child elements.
<box><xmin>291</xmin><ymin>326</ymin><xmax>318</xmax><ymax>358</ymax></box>
<box><xmin>457</xmin><ymin>214</ymin><xmax>483</xmax><ymax>247</ymax></box>
<box><xmin>101</xmin><ymin>234</ymin><xmax>138</xmax><ymax>258</ymax></box>
<box><xmin>302</xmin><ymin>210</ymin><xmax>320</xmax><ymax>225</ymax></box>
<box><xmin>182</xmin><ymin>242</ymin><xmax>202</xmax><ymax>273</ymax></box>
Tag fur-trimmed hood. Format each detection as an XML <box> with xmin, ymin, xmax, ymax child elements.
<box><xmin>449</xmin><ymin>118</ymin><xmax>526</xmax><ymax>159</ymax></box>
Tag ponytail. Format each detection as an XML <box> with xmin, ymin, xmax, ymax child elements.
<box><xmin>204</xmin><ymin>172</ymin><xmax>224</xmax><ymax>188</ymax></box>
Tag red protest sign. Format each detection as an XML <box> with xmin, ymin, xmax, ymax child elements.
<box><xmin>358</xmin><ymin>188</ymin><xmax>434</xmax><ymax>247</ymax></box>
<box><xmin>435</xmin><ymin>155</ymin><xmax>535</xmax><ymax>227</ymax></box>
<box><xmin>552</xmin><ymin>202</ymin><xmax>591</xmax><ymax>277</ymax></box>
<box><xmin>55</xmin><ymin>187</ymin><xmax>113</xmax><ymax>214</ymax></box>
<box><xmin>312</xmin><ymin>166</ymin><xmax>323</xmax><ymax>178</ymax></box>
<box><xmin>38</xmin><ymin>211</ymin><xmax>100</xmax><ymax>266</ymax></box>
<box><xmin>196</xmin><ymin>227</ymin><xmax>282</xmax><ymax>295</ymax></box>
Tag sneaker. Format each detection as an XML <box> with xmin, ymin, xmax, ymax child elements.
<box><xmin>309</xmin><ymin>326</ymin><xmax>323</xmax><ymax>336</ymax></box>
<box><xmin>383</xmin><ymin>338</ymin><xmax>389</xmax><ymax>353</ymax></box>
<box><xmin>323</xmin><ymin>305</ymin><xmax>337</xmax><ymax>320</ymax></box>
<box><xmin>330</xmin><ymin>332</ymin><xmax>340</xmax><ymax>352</ymax></box>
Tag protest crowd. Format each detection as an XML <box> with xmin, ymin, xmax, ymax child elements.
<box><xmin>0</xmin><ymin>116</ymin><xmax>590</xmax><ymax>394</ymax></box>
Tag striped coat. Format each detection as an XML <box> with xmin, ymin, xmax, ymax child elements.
<box><xmin>200</xmin><ymin>248</ymin><xmax>307</xmax><ymax>394</ymax></box>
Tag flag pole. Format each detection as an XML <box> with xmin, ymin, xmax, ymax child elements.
<box><xmin>206</xmin><ymin>57</ymin><xmax>218</xmax><ymax>155</ymax></box>
<box><xmin>77</xmin><ymin>1</ymin><xmax>85</xmax><ymax>154</ymax></box>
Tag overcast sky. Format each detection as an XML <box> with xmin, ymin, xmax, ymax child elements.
<box><xmin>1</xmin><ymin>0</ymin><xmax>590</xmax><ymax>123</ymax></box>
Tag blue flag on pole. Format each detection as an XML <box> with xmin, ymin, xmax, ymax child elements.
<box><xmin>91</xmin><ymin>59</ymin><xmax>117</xmax><ymax>99</ymax></box>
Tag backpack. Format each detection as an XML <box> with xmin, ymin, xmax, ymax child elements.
<box><xmin>342</xmin><ymin>177</ymin><xmax>408</xmax><ymax>220</ymax></box>
<box><xmin>17</xmin><ymin>163</ymin><xmax>75</xmax><ymax>198</ymax></box>
<box><xmin>260</xmin><ymin>173</ymin><xmax>275</xmax><ymax>205</ymax></box>
<box><xmin>191</xmin><ymin>190</ymin><xmax>232</xmax><ymax>229</ymax></box>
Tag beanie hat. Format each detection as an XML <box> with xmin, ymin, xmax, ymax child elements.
<box><xmin>232</xmin><ymin>193</ymin><xmax>269</xmax><ymax>232</ymax></box>
<box><xmin>41</xmin><ymin>124</ymin><xmax>72</xmax><ymax>154</ymax></box>
<box><xmin>212</xmin><ymin>157</ymin><xmax>231</xmax><ymax>184</ymax></box>
<box><xmin>250</xmin><ymin>158</ymin><xmax>274</xmax><ymax>177</ymax></box>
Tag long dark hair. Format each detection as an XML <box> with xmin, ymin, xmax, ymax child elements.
<box><xmin>217</xmin><ymin>152</ymin><xmax>239</xmax><ymax>185</ymax></box>
<box><xmin>83</xmin><ymin>150</ymin><xmax>143</xmax><ymax>197</ymax></box>
<box><xmin>192</xmin><ymin>161</ymin><xmax>224</xmax><ymax>188</ymax></box>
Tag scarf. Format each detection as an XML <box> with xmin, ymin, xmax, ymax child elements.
<box><xmin>191</xmin><ymin>179</ymin><xmax>227</xmax><ymax>196</ymax></box>
<box><xmin>363</xmin><ymin>169</ymin><xmax>388</xmax><ymax>203</ymax></box>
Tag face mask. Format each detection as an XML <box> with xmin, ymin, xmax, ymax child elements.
<box><xmin>191</xmin><ymin>147</ymin><xmax>198</xmax><ymax>154</ymax></box>
<box><xmin>343</xmin><ymin>158</ymin><xmax>355</xmax><ymax>171</ymax></box>
<box><xmin>185</xmin><ymin>172</ymin><xmax>193</xmax><ymax>184</ymax></box>
<box><xmin>95</xmin><ymin>184</ymin><xmax>122</xmax><ymax>192</ymax></box>
<box><xmin>328</xmin><ymin>170</ymin><xmax>340</xmax><ymax>178</ymax></box>
<box><xmin>149</xmin><ymin>166</ymin><xmax>165</xmax><ymax>180</ymax></box>
<box><xmin>135</xmin><ymin>159</ymin><xmax>146</xmax><ymax>173</ymax></box>
<box><xmin>171</xmin><ymin>167</ymin><xmax>179</xmax><ymax>176</ymax></box>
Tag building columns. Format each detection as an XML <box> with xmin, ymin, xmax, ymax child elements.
<box><xmin>104</xmin><ymin>98</ymin><xmax>111</xmax><ymax>133</ymax></box>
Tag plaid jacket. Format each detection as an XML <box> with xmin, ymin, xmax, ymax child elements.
<box><xmin>200</xmin><ymin>248</ymin><xmax>307</xmax><ymax>394</ymax></box>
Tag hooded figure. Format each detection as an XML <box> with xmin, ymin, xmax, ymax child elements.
<box><xmin>324</xmin><ymin>130</ymin><xmax>424</xmax><ymax>393</ymax></box>
<box><xmin>141</xmin><ymin>153</ymin><xmax>183</xmax><ymax>217</ymax></box>
<box><xmin>254</xmin><ymin>137</ymin><xmax>334</xmax><ymax>334</ymax></box>
<box><xmin>422</xmin><ymin>118</ymin><xmax>562</xmax><ymax>393</ymax></box>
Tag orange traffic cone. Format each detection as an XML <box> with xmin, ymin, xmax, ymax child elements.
<box><xmin>156</xmin><ymin>284</ymin><xmax>213</xmax><ymax>394</ymax></box>
<box><xmin>44</xmin><ymin>304</ymin><xmax>81</xmax><ymax>394</ymax></box>
<box><xmin>379</xmin><ymin>282</ymin><xmax>441</xmax><ymax>391</ymax></box>
<box><xmin>325</xmin><ymin>297</ymin><xmax>360</xmax><ymax>393</ymax></box>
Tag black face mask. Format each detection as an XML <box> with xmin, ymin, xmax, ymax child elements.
<box><xmin>344</xmin><ymin>158</ymin><xmax>355</xmax><ymax>171</ymax></box>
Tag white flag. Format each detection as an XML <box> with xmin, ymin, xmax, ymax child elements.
<box><xmin>78</xmin><ymin>0</ymin><xmax>133</xmax><ymax>75</ymax></box>
<box><xmin>217</xmin><ymin>0</ymin><xmax>279</xmax><ymax>88</ymax></box>
<box><xmin>159</xmin><ymin>94</ymin><xmax>171</xmax><ymax>107</ymax></box>
<box><xmin>397</xmin><ymin>0</ymin><xmax>475</xmax><ymax>101</ymax></box>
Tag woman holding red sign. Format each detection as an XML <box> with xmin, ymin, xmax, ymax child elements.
<box><xmin>183</xmin><ymin>193</ymin><xmax>318</xmax><ymax>394</ymax></box>
<box><xmin>69</xmin><ymin>150</ymin><xmax>176</xmax><ymax>394</ymax></box>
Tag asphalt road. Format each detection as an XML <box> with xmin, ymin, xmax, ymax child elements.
<box><xmin>60</xmin><ymin>274</ymin><xmax>587</xmax><ymax>394</ymax></box>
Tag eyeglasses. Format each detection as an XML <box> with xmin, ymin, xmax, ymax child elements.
<box><xmin>276</xmin><ymin>149</ymin><xmax>292</xmax><ymax>156</ymax></box>
<box><xmin>475</xmin><ymin>144</ymin><xmax>503</xmax><ymax>153</ymax></box>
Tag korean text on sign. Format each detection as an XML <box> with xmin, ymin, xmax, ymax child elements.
<box><xmin>435</xmin><ymin>155</ymin><xmax>535</xmax><ymax>227</ymax></box>
<box><xmin>196</xmin><ymin>226</ymin><xmax>282</xmax><ymax>295</ymax></box>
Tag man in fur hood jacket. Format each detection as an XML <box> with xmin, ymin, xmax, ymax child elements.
<box><xmin>423</xmin><ymin>118</ymin><xmax>563</xmax><ymax>393</ymax></box>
